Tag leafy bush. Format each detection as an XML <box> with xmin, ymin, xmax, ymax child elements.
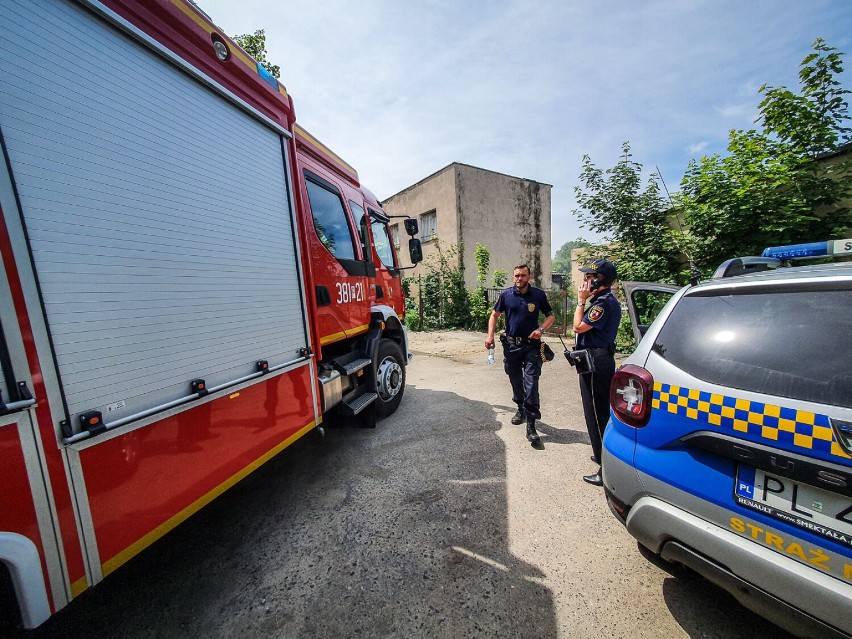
<box><xmin>401</xmin><ymin>242</ymin><xmax>516</xmax><ymax>332</ymax></box>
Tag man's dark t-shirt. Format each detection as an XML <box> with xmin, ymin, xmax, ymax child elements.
<box><xmin>494</xmin><ymin>286</ymin><xmax>553</xmax><ymax>337</ymax></box>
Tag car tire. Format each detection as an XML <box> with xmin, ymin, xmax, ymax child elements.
<box><xmin>374</xmin><ymin>338</ymin><xmax>405</xmax><ymax>419</ymax></box>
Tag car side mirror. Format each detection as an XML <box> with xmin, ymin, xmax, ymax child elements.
<box><xmin>409</xmin><ymin>238</ymin><xmax>423</xmax><ymax>264</ymax></box>
<box><xmin>404</xmin><ymin>218</ymin><xmax>419</xmax><ymax>236</ymax></box>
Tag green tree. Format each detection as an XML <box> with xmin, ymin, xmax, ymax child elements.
<box><xmin>551</xmin><ymin>238</ymin><xmax>589</xmax><ymax>276</ymax></box>
<box><xmin>760</xmin><ymin>38</ymin><xmax>851</xmax><ymax>156</ymax></box>
<box><xmin>415</xmin><ymin>240</ymin><xmax>468</xmax><ymax>330</ymax></box>
<box><xmin>234</xmin><ymin>29</ymin><xmax>281</xmax><ymax>78</ymax></box>
<box><xmin>492</xmin><ymin>269</ymin><xmax>507</xmax><ymax>288</ymax></box>
<box><xmin>681</xmin><ymin>38</ymin><xmax>852</xmax><ymax>268</ymax></box>
<box><xmin>468</xmin><ymin>243</ymin><xmax>492</xmax><ymax>331</ymax></box>
<box><xmin>402</xmin><ymin>244</ymin><xmax>509</xmax><ymax>332</ymax></box>
<box><xmin>474</xmin><ymin>242</ymin><xmax>490</xmax><ymax>287</ymax></box>
<box><xmin>401</xmin><ymin>276</ymin><xmax>420</xmax><ymax>331</ymax></box>
<box><xmin>574</xmin><ymin>142</ymin><xmax>688</xmax><ymax>284</ymax></box>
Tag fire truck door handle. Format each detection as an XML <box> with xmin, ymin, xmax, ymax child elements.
<box><xmin>17</xmin><ymin>381</ymin><xmax>33</xmax><ymax>401</ymax></box>
<box><xmin>0</xmin><ymin>382</ymin><xmax>37</xmax><ymax>415</ymax></box>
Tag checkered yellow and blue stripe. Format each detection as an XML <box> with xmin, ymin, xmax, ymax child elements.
<box><xmin>653</xmin><ymin>383</ymin><xmax>850</xmax><ymax>461</ymax></box>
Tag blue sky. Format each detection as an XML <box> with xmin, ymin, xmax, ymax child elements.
<box><xmin>198</xmin><ymin>0</ymin><xmax>852</xmax><ymax>253</ymax></box>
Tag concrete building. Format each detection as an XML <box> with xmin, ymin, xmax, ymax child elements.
<box><xmin>382</xmin><ymin>162</ymin><xmax>552</xmax><ymax>289</ymax></box>
<box><xmin>816</xmin><ymin>141</ymin><xmax>852</xmax><ymax>229</ymax></box>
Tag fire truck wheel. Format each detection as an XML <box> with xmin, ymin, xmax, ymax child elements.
<box><xmin>375</xmin><ymin>338</ymin><xmax>405</xmax><ymax>419</ymax></box>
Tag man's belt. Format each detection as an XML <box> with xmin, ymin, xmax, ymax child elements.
<box><xmin>503</xmin><ymin>335</ymin><xmax>538</xmax><ymax>346</ymax></box>
<box><xmin>586</xmin><ymin>346</ymin><xmax>615</xmax><ymax>356</ymax></box>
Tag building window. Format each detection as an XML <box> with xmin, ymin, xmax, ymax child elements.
<box><xmin>391</xmin><ymin>224</ymin><xmax>400</xmax><ymax>249</ymax></box>
<box><xmin>420</xmin><ymin>210</ymin><xmax>437</xmax><ymax>241</ymax></box>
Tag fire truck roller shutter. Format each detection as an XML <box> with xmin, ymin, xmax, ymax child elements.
<box><xmin>0</xmin><ymin>0</ymin><xmax>309</xmax><ymax>429</ymax></box>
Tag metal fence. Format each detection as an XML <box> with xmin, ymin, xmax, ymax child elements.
<box><xmin>485</xmin><ymin>287</ymin><xmax>502</xmax><ymax>306</ymax></box>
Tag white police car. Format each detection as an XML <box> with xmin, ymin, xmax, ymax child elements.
<box><xmin>603</xmin><ymin>240</ymin><xmax>852</xmax><ymax>638</ymax></box>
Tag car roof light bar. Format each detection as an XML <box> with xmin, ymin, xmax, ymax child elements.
<box><xmin>761</xmin><ymin>238</ymin><xmax>852</xmax><ymax>260</ymax></box>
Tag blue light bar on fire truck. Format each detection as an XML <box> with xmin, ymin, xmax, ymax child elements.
<box><xmin>761</xmin><ymin>238</ymin><xmax>852</xmax><ymax>260</ymax></box>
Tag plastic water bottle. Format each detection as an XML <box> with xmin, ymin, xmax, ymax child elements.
<box><xmin>487</xmin><ymin>346</ymin><xmax>495</xmax><ymax>365</ymax></box>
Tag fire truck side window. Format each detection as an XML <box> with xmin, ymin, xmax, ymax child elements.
<box><xmin>371</xmin><ymin>218</ymin><xmax>396</xmax><ymax>268</ymax></box>
<box><xmin>349</xmin><ymin>200</ymin><xmax>371</xmax><ymax>260</ymax></box>
<box><xmin>305</xmin><ymin>178</ymin><xmax>357</xmax><ymax>261</ymax></box>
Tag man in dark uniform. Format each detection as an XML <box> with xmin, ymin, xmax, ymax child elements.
<box><xmin>486</xmin><ymin>264</ymin><xmax>555</xmax><ymax>444</ymax></box>
<box><xmin>573</xmin><ymin>259</ymin><xmax>620</xmax><ymax>486</ymax></box>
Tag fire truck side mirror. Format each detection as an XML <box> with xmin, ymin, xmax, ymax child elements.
<box><xmin>403</xmin><ymin>218</ymin><xmax>419</xmax><ymax>236</ymax></box>
<box><xmin>408</xmin><ymin>238</ymin><xmax>423</xmax><ymax>264</ymax></box>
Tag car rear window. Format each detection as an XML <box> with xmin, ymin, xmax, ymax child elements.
<box><xmin>652</xmin><ymin>288</ymin><xmax>852</xmax><ymax>408</ymax></box>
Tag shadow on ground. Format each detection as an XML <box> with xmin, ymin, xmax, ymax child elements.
<box><xmin>636</xmin><ymin>516</ymin><xmax>798</xmax><ymax>638</ymax></box>
<box><xmin>10</xmin><ymin>384</ymin><xmax>557</xmax><ymax>639</ymax></box>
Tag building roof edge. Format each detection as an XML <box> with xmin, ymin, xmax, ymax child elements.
<box><xmin>382</xmin><ymin>162</ymin><xmax>553</xmax><ymax>204</ymax></box>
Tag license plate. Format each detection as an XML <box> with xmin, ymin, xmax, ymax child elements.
<box><xmin>735</xmin><ymin>465</ymin><xmax>852</xmax><ymax>549</ymax></box>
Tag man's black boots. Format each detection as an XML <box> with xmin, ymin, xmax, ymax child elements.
<box><xmin>511</xmin><ymin>409</ymin><xmax>524</xmax><ymax>425</ymax></box>
<box><xmin>583</xmin><ymin>471</ymin><xmax>603</xmax><ymax>486</ymax></box>
<box><xmin>525</xmin><ymin>419</ymin><xmax>540</xmax><ymax>443</ymax></box>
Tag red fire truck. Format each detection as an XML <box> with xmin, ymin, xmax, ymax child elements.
<box><xmin>0</xmin><ymin>0</ymin><xmax>421</xmax><ymax>628</ymax></box>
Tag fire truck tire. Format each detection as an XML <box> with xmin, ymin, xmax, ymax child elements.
<box><xmin>375</xmin><ymin>338</ymin><xmax>405</xmax><ymax>419</ymax></box>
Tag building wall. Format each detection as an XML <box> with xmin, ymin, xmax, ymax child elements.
<box><xmin>456</xmin><ymin>164</ymin><xmax>551</xmax><ymax>289</ymax></box>
<box><xmin>383</xmin><ymin>163</ymin><xmax>552</xmax><ymax>291</ymax></box>
<box><xmin>816</xmin><ymin>144</ymin><xmax>852</xmax><ymax>235</ymax></box>
<box><xmin>570</xmin><ymin>247</ymin><xmax>586</xmax><ymax>294</ymax></box>
<box><xmin>382</xmin><ymin>165</ymin><xmax>457</xmax><ymax>283</ymax></box>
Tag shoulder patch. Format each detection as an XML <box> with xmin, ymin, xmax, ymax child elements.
<box><xmin>588</xmin><ymin>305</ymin><xmax>604</xmax><ymax>322</ymax></box>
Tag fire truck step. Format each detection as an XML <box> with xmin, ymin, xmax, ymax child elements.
<box><xmin>331</xmin><ymin>353</ymin><xmax>372</xmax><ymax>376</ymax></box>
<box><xmin>341</xmin><ymin>391</ymin><xmax>378</xmax><ymax>415</ymax></box>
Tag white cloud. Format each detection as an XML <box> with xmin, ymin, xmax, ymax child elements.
<box><xmin>718</xmin><ymin>102</ymin><xmax>757</xmax><ymax>121</ymax></box>
<box><xmin>688</xmin><ymin>141</ymin><xmax>710</xmax><ymax>156</ymax></box>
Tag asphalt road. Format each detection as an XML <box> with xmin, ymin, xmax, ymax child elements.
<box><xmin>11</xmin><ymin>331</ymin><xmax>796</xmax><ymax>638</ymax></box>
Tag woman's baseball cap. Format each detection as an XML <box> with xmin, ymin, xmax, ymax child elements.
<box><xmin>579</xmin><ymin>259</ymin><xmax>618</xmax><ymax>281</ymax></box>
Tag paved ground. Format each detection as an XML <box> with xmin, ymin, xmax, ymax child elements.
<box><xmin>11</xmin><ymin>330</ymin><xmax>796</xmax><ymax>638</ymax></box>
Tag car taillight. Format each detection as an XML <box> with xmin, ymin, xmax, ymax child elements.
<box><xmin>610</xmin><ymin>364</ymin><xmax>654</xmax><ymax>428</ymax></box>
